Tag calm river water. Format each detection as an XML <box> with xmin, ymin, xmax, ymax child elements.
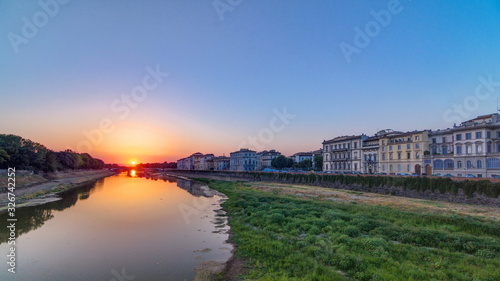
<box><xmin>0</xmin><ymin>173</ymin><xmax>232</xmax><ymax>280</ymax></box>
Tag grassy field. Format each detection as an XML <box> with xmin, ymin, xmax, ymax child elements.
<box><xmin>199</xmin><ymin>179</ymin><xmax>500</xmax><ymax>281</ymax></box>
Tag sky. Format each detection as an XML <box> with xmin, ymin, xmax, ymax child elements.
<box><xmin>1</xmin><ymin>0</ymin><xmax>500</xmax><ymax>164</ymax></box>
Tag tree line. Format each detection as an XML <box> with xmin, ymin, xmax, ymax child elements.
<box><xmin>271</xmin><ymin>155</ymin><xmax>323</xmax><ymax>171</ymax></box>
<box><xmin>0</xmin><ymin>134</ymin><xmax>105</xmax><ymax>172</ymax></box>
<box><xmin>135</xmin><ymin>162</ymin><xmax>177</xmax><ymax>169</ymax></box>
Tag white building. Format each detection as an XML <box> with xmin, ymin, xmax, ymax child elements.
<box><xmin>230</xmin><ymin>149</ymin><xmax>257</xmax><ymax>171</ymax></box>
<box><xmin>322</xmin><ymin>135</ymin><xmax>367</xmax><ymax>173</ymax></box>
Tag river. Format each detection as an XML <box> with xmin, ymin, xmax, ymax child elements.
<box><xmin>0</xmin><ymin>173</ymin><xmax>232</xmax><ymax>280</ymax></box>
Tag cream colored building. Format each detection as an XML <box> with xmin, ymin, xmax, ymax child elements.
<box><xmin>378</xmin><ymin>130</ymin><xmax>430</xmax><ymax>175</ymax></box>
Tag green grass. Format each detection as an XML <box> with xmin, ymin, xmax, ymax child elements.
<box><xmin>199</xmin><ymin>179</ymin><xmax>500</xmax><ymax>281</ymax></box>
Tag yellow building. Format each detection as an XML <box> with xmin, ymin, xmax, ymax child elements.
<box><xmin>378</xmin><ymin>130</ymin><xmax>430</xmax><ymax>175</ymax></box>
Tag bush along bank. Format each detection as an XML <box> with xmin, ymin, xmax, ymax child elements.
<box><xmin>171</xmin><ymin>170</ymin><xmax>500</xmax><ymax>206</ymax></box>
<box><xmin>200</xmin><ymin>179</ymin><xmax>500</xmax><ymax>281</ymax></box>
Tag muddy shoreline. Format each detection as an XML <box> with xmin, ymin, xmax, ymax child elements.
<box><xmin>0</xmin><ymin>169</ymin><xmax>116</xmax><ymax>213</ymax></box>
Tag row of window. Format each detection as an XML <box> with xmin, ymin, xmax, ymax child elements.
<box><xmin>324</xmin><ymin>141</ymin><xmax>360</xmax><ymax>152</ymax></box>
<box><xmin>382</xmin><ymin>135</ymin><xmax>420</xmax><ymax>145</ymax></box>
<box><xmin>381</xmin><ymin>151</ymin><xmax>420</xmax><ymax>160</ymax></box>
<box><xmin>382</xmin><ymin>143</ymin><xmax>420</xmax><ymax>151</ymax></box>
<box><xmin>455</xmin><ymin>131</ymin><xmax>500</xmax><ymax>141</ymax></box>
<box><xmin>381</xmin><ymin>164</ymin><xmax>412</xmax><ymax>172</ymax></box>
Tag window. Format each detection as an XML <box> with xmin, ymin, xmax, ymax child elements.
<box><xmin>407</xmin><ymin>164</ymin><xmax>410</xmax><ymax>172</ymax></box>
<box><xmin>442</xmin><ymin>146</ymin><xmax>448</xmax><ymax>154</ymax></box>
<box><xmin>487</xmin><ymin>158</ymin><xmax>500</xmax><ymax>169</ymax></box>
<box><xmin>389</xmin><ymin>165</ymin><xmax>393</xmax><ymax>172</ymax></box>
<box><xmin>497</xmin><ymin>144</ymin><xmax>500</xmax><ymax>153</ymax></box>
<box><xmin>467</xmin><ymin>161</ymin><xmax>472</xmax><ymax>169</ymax></box>
<box><xmin>476</xmin><ymin>132</ymin><xmax>482</xmax><ymax>139</ymax></box>
<box><xmin>476</xmin><ymin>144</ymin><xmax>482</xmax><ymax>153</ymax></box>
<box><xmin>466</xmin><ymin>145</ymin><xmax>471</xmax><ymax>154</ymax></box>
<box><xmin>456</xmin><ymin>146</ymin><xmax>462</xmax><ymax>154</ymax></box>
<box><xmin>487</xmin><ymin>143</ymin><xmax>492</xmax><ymax>153</ymax></box>
<box><xmin>325</xmin><ymin>146</ymin><xmax>328</xmax><ymax>152</ymax></box>
<box><xmin>415</xmin><ymin>136</ymin><xmax>420</xmax><ymax>140</ymax></box>
<box><xmin>390</xmin><ymin>153</ymin><xmax>393</xmax><ymax>160</ymax></box>
<box><xmin>397</xmin><ymin>152</ymin><xmax>401</xmax><ymax>160</ymax></box>
<box><xmin>487</xmin><ymin>131</ymin><xmax>491</xmax><ymax>138</ymax></box>
<box><xmin>407</xmin><ymin>152</ymin><xmax>411</xmax><ymax>159</ymax></box>
<box><xmin>434</xmin><ymin>160</ymin><xmax>444</xmax><ymax>169</ymax></box>
<box><xmin>432</xmin><ymin>138</ymin><xmax>437</xmax><ymax>144</ymax></box>
<box><xmin>389</xmin><ymin>146</ymin><xmax>393</xmax><ymax>151</ymax></box>
<box><xmin>398</xmin><ymin>164</ymin><xmax>402</xmax><ymax>172</ymax></box>
<box><xmin>354</xmin><ymin>163</ymin><xmax>357</xmax><ymax>170</ymax></box>
<box><xmin>465</xmin><ymin>133</ymin><xmax>472</xmax><ymax>140</ymax></box>
<box><xmin>497</xmin><ymin>131</ymin><xmax>500</xmax><ymax>138</ymax></box>
<box><xmin>416</xmin><ymin>151</ymin><xmax>420</xmax><ymax>159</ymax></box>
<box><xmin>415</xmin><ymin>143</ymin><xmax>420</xmax><ymax>149</ymax></box>
<box><xmin>382</xmin><ymin>140</ymin><xmax>385</xmax><ymax>145</ymax></box>
<box><xmin>397</xmin><ymin>145</ymin><xmax>401</xmax><ymax>150</ymax></box>
<box><xmin>407</xmin><ymin>144</ymin><xmax>411</xmax><ymax>149</ymax></box>
<box><xmin>442</xmin><ymin>137</ymin><xmax>447</xmax><ymax>143</ymax></box>
<box><xmin>343</xmin><ymin>144</ymin><xmax>346</xmax><ymax>148</ymax></box>
<box><xmin>382</xmin><ymin>153</ymin><xmax>386</xmax><ymax>160</ymax></box>
<box><xmin>382</xmin><ymin>165</ymin><xmax>386</xmax><ymax>171</ymax></box>
<box><xmin>456</xmin><ymin>134</ymin><xmax>462</xmax><ymax>141</ymax></box>
<box><xmin>477</xmin><ymin>160</ymin><xmax>482</xmax><ymax>169</ymax></box>
<box><xmin>444</xmin><ymin>159</ymin><xmax>454</xmax><ymax>169</ymax></box>
<box><xmin>347</xmin><ymin>143</ymin><xmax>350</xmax><ymax>149</ymax></box>
<box><xmin>354</xmin><ymin>142</ymin><xmax>357</xmax><ymax>148</ymax></box>
<box><xmin>382</xmin><ymin>147</ymin><xmax>385</xmax><ymax>151</ymax></box>
<box><xmin>457</xmin><ymin>161</ymin><xmax>462</xmax><ymax>168</ymax></box>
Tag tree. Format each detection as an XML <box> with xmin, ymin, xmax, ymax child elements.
<box><xmin>314</xmin><ymin>155</ymin><xmax>323</xmax><ymax>171</ymax></box>
<box><xmin>271</xmin><ymin>155</ymin><xmax>288</xmax><ymax>169</ymax></box>
<box><xmin>0</xmin><ymin>148</ymin><xmax>10</xmax><ymax>165</ymax></box>
<box><xmin>298</xmin><ymin>158</ymin><xmax>312</xmax><ymax>170</ymax></box>
<box><xmin>286</xmin><ymin>158</ymin><xmax>294</xmax><ymax>168</ymax></box>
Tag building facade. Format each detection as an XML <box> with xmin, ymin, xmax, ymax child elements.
<box><xmin>378</xmin><ymin>130</ymin><xmax>430</xmax><ymax>175</ymax></box>
<box><xmin>256</xmin><ymin>150</ymin><xmax>281</xmax><ymax>170</ymax></box>
<box><xmin>230</xmin><ymin>149</ymin><xmax>257</xmax><ymax>171</ymax></box>
<box><xmin>361</xmin><ymin>135</ymin><xmax>380</xmax><ymax>174</ymax></box>
<box><xmin>213</xmin><ymin>156</ymin><xmax>230</xmax><ymax>171</ymax></box>
<box><xmin>322</xmin><ymin>135</ymin><xmax>367</xmax><ymax>173</ymax></box>
<box><xmin>424</xmin><ymin>113</ymin><xmax>500</xmax><ymax>177</ymax></box>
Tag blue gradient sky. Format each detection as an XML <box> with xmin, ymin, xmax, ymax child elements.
<box><xmin>1</xmin><ymin>0</ymin><xmax>500</xmax><ymax>163</ymax></box>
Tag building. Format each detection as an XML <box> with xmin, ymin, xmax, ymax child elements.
<box><xmin>256</xmin><ymin>150</ymin><xmax>281</xmax><ymax>170</ymax></box>
<box><xmin>213</xmin><ymin>156</ymin><xmax>230</xmax><ymax>171</ymax></box>
<box><xmin>361</xmin><ymin>134</ymin><xmax>381</xmax><ymax>174</ymax></box>
<box><xmin>197</xmin><ymin>154</ymin><xmax>215</xmax><ymax>170</ymax></box>
<box><xmin>378</xmin><ymin>130</ymin><xmax>430</xmax><ymax>175</ymax></box>
<box><xmin>424</xmin><ymin>113</ymin><xmax>500</xmax><ymax>177</ymax></box>
<box><xmin>230</xmin><ymin>149</ymin><xmax>257</xmax><ymax>171</ymax></box>
<box><xmin>176</xmin><ymin>152</ymin><xmax>204</xmax><ymax>170</ymax></box>
<box><xmin>291</xmin><ymin>151</ymin><xmax>313</xmax><ymax>164</ymax></box>
<box><xmin>322</xmin><ymin>135</ymin><xmax>367</xmax><ymax>173</ymax></box>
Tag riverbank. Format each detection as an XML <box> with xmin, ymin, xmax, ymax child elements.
<box><xmin>169</xmin><ymin>170</ymin><xmax>500</xmax><ymax>206</ymax></box>
<box><xmin>195</xmin><ymin>179</ymin><xmax>500</xmax><ymax>280</ymax></box>
<box><xmin>0</xmin><ymin>169</ymin><xmax>116</xmax><ymax>212</ymax></box>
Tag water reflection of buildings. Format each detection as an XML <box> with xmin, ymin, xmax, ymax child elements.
<box><xmin>176</xmin><ymin>178</ymin><xmax>213</xmax><ymax>197</ymax></box>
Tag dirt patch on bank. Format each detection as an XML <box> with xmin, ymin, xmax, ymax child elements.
<box><xmin>250</xmin><ymin>182</ymin><xmax>500</xmax><ymax>221</ymax></box>
<box><xmin>0</xmin><ymin>169</ymin><xmax>116</xmax><ymax>211</ymax></box>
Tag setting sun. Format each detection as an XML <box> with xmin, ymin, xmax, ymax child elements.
<box><xmin>131</xmin><ymin>161</ymin><xmax>136</xmax><ymax>165</ymax></box>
